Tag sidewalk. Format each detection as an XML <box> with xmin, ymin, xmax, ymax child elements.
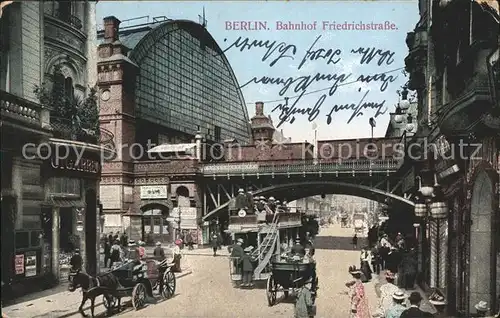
<box><xmin>2</xmin><ymin>264</ymin><xmax>193</xmax><ymax>318</ymax></box>
<box><xmin>370</xmin><ymin>271</ymin><xmax>437</xmax><ymax>315</ymax></box>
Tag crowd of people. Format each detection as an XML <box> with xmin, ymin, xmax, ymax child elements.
<box><xmin>348</xmin><ymin>228</ymin><xmax>500</xmax><ymax>317</ymax></box>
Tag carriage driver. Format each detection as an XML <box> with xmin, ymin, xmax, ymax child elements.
<box><xmin>291</xmin><ymin>237</ymin><xmax>306</xmax><ymax>257</ymax></box>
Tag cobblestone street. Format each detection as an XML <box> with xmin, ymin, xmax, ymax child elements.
<box><xmin>78</xmin><ymin>225</ymin><xmax>379</xmax><ymax>318</ymax></box>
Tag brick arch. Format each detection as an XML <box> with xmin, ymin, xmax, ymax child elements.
<box><xmin>202</xmin><ymin>181</ymin><xmax>414</xmax><ymax>221</ymax></box>
<box><xmin>140</xmin><ymin>202</ymin><xmax>171</xmax><ymax>214</ymax></box>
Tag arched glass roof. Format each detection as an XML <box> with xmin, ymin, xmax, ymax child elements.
<box><xmin>99</xmin><ymin>19</ymin><xmax>251</xmax><ymax>143</ymax></box>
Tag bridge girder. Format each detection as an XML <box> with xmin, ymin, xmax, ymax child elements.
<box><xmin>202</xmin><ymin>180</ymin><xmax>414</xmax><ymax>221</ymax></box>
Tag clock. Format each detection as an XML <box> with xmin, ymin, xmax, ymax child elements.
<box><xmin>101</xmin><ymin>90</ymin><xmax>110</xmax><ymax>101</ymax></box>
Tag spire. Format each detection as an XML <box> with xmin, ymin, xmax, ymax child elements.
<box><xmin>199</xmin><ymin>7</ymin><xmax>207</xmax><ymax>28</ymax></box>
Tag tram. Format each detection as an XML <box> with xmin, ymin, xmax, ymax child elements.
<box><xmin>226</xmin><ymin>195</ymin><xmax>306</xmax><ymax>283</ymax></box>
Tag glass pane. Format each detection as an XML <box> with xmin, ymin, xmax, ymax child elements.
<box><xmin>153</xmin><ymin>217</ymin><xmax>161</xmax><ymax>226</ymax></box>
<box><xmin>143</xmin><ymin>218</ymin><xmax>151</xmax><ymax>226</ymax></box>
<box><xmin>15</xmin><ymin>232</ymin><xmax>30</xmax><ymax>249</ymax></box>
<box><xmin>31</xmin><ymin>231</ymin><xmax>41</xmax><ymax>247</ymax></box>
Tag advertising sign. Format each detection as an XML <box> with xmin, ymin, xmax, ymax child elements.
<box><xmin>25</xmin><ymin>251</ymin><xmax>37</xmax><ymax>277</ymax></box>
<box><xmin>140</xmin><ymin>186</ymin><xmax>168</xmax><ymax>199</ymax></box>
<box><xmin>15</xmin><ymin>254</ymin><xmax>24</xmax><ymax>275</ymax></box>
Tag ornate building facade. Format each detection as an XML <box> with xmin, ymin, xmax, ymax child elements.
<box><xmin>403</xmin><ymin>0</ymin><xmax>499</xmax><ymax>315</ymax></box>
<box><xmin>0</xmin><ymin>0</ymin><xmax>108</xmax><ymax>297</ymax></box>
<box><xmin>96</xmin><ymin>16</ymin><xmax>251</xmax><ymax>244</ymax></box>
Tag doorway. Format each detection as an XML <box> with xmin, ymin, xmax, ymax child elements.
<box><xmin>142</xmin><ymin>207</ymin><xmax>170</xmax><ymax>245</ymax></box>
<box><xmin>85</xmin><ymin>189</ymin><xmax>97</xmax><ymax>275</ymax></box>
<box><xmin>468</xmin><ymin>170</ymin><xmax>494</xmax><ymax>312</ymax></box>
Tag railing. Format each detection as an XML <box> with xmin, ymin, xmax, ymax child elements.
<box><xmin>50</xmin><ymin>116</ymin><xmax>100</xmax><ymax>144</ymax></box>
<box><xmin>1</xmin><ymin>90</ymin><xmax>49</xmax><ymax>127</ymax></box>
<box><xmin>50</xmin><ymin>11</ymin><xmax>83</xmax><ymax>30</ymax></box>
<box><xmin>202</xmin><ymin>159</ymin><xmax>402</xmax><ymax>175</ymax></box>
<box><xmin>229</xmin><ymin>215</ymin><xmax>257</xmax><ymax>226</ymax></box>
<box><xmin>229</xmin><ymin>212</ymin><xmax>301</xmax><ymax>227</ymax></box>
<box><xmin>134</xmin><ymin>160</ymin><xmax>199</xmax><ymax>174</ymax></box>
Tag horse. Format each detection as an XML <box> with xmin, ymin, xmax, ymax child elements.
<box><xmin>68</xmin><ymin>269</ymin><xmax>121</xmax><ymax>317</ymax></box>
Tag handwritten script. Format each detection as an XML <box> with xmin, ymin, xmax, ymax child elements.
<box><xmin>222</xmin><ymin>35</ymin><xmax>399</xmax><ymax>127</ymax></box>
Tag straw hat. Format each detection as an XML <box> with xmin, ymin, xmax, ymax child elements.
<box><xmin>243</xmin><ymin>246</ymin><xmax>254</xmax><ymax>252</ymax></box>
<box><xmin>348</xmin><ymin>265</ymin><xmax>362</xmax><ymax>275</ymax></box>
<box><xmin>475</xmin><ymin>301</ymin><xmax>489</xmax><ymax>311</ymax></box>
<box><xmin>385</xmin><ymin>270</ymin><xmax>395</xmax><ymax>280</ymax></box>
<box><xmin>238</xmin><ymin>188</ymin><xmax>244</xmax><ymax>193</ymax></box>
<box><xmin>392</xmin><ymin>290</ymin><xmax>407</xmax><ymax>300</ymax></box>
<box><xmin>127</xmin><ymin>240</ymin><xmax>136</xmax><ymax>247</ymax></box>
<box><xmin>236</xmin><ymin>238</ymin><xmax>244</xmax><ymax>244</ymax></box>
<box><xmin>156</xmin><ymin>241</ymin><xmax>161</xmax><ymax>246</ymax></box>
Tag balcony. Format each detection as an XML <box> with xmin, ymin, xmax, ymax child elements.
<box><xmin>50</xmin><ymin>11</ymin><xmax>82</xmax><ymax>30</ymax></box>
<box><xmin>0</xmin><ymin>90</ymin><xmax>50</xmax><ymax>133</ymax></box>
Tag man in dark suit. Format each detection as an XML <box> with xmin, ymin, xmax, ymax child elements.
<box><xmin>400</xmin><ymin>292</ymin><xmax>434</xmax><ymax>317</ymax></box>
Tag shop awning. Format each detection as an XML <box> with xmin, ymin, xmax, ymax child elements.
<box><xmin>42</xmin><ymin>197</ymin><xmax>86</xmax><ymax>208</ymax></box>
<box><xmin>147</xmin><ymin>143</ymin><xmax>196</xmax><ymax>154</ymax></box>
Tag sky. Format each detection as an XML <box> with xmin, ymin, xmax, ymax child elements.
<box><xmin>97</xmin><ymin>1</ymin><xmax>420</xmax><ymax>142</ymax></box>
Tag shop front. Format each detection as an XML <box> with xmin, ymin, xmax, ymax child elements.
<box><xmin>41</xmin><ymin>142</ymin><xmax>102</xmax><ymax>279</ymax></box>
<box><xmin>139</xmin><ymin>185</ymin><xmax>172</xmax><ymax>244</ymax></box>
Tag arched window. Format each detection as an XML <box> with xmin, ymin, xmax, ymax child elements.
<box><xmin>57</xmin><ymin>0</ymin><xmax>73</xmax><ymax>21</ymax></box>
<box><xmin>64</xmin><ymin>77</ymin><xmax>74</xmax><ymax>102</ymax></box>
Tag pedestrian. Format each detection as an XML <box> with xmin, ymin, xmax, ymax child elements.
<box><xmin>137</xmin><ymin>240</ymin><xmax>146</xmax><ymax>260</ymax></box>
<box><xmin>400</xmin><ymin>292</ymin><xmax>434</xmax><ymax>317</ymax></box>
<box><xmin>110</xmin><ymin>239</ymin><xmax>121</xmax><ymax>267</ymax></box>
<box><xmin>153</xmin><ymin>241</ymin><xmax>165</xmax><ymax>260</ymax></box>
<box><xmin>295</xmin><ymin>284</ymin><xmax>315</xmax><ymax>318</ymax></box>
<box><xmin>385</xmin><ymin>290</ymin><xmax>408</xmax><ymax>318</ymax></box>
<box><xmin>240</xmin><ymin>246</ymin><xmax>255</xmax><ymax>287</ymax></box>
<box><xmin>103</xmin><ymin>237</ymin><xmax>111</xmax><ymax>268</ymax></box>
<box><xmin>352</xmin><ymin>234</ymin><xmax>358</xmax><ymax>249</ymax></box>
<box><xmin>371</xmin><ymin>246</ymin><xmax>380</xmax><ymax>275</ymax></box>
<box><xmin>107</xmin><ymin>232</ymin><xmax>114</xmax><ymax>245</ymax></box>
<box><xmin>172</xmin><ymin>239</ymin><xmax>182</xmax><ymax>272</ymax></box>
<box><xmin>346</xmin><ymin>265</ymin><xmax>371</xmax><ymax>318</ymax></box>
<box><xmin>186</xmin><ymin>232</ymin><xmax>193</xmax><ymax>250</ymax></box>
<box><xmin>403</xmin><ymin>248</ymin><xmax>418</xmax><ymax>289</ymax></box>
<box><xmin>375</xmin><ymin>271</ymin><xmax>400</xmax><ymax>317</ymax></box>
<box><xmin>120</xmin><ymin>231</ymin><xmax>127</xmax><ymax>247</ymax></box>
<box><xmin>229</xmin><ymin>238</ymin><xmax>244</xmax><ymax>274</ymax></box>
<box><xmin>474</xmin><ymin>301</ymin><xmax>491</xmax><ymax>317</ymax></box>
<box><xmin>359</xmin><ymin>247</ymin><xmax>373</xmax><ymax>282</ymax></box>
<box><xmin>70</xmin><ymin>248</ymin><xmax>83</xmax><ymax>272</ymax></box>
<box><xmin>210</xmin><ymin>231</ymin><xmax>219</xmax><ymax>256</ymax></box>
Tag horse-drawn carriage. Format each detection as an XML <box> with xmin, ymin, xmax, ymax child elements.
<box><xmin>266</xmin><ymin>259</ymin><xmax>318</xmax><ymax>310</ymax></box>
<box><xmin>103</xmin><ymin>258</ymin><xmax>176</xmax><ymax>311</ymax></box>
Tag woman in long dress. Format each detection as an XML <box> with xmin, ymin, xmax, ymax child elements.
<box><xmin>346</xmin><ymin>266</ymin><xmax>371</xmax><ymax>318</ymax></box>
<box><xmin>359</xmin><ymin>247</ymin><xmax>373</xmax><ymax>282</ymax></box>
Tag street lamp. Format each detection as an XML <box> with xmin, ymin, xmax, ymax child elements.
<box><xmin>76</xmin><ymin>208</ymin><xmax>84</xmax><ymax>232</ymax></box>
<box><xmin>399</xmin><ymin>86</ymin><xmax>411</xmax><ymax>110</ymax></box>
<box><xmin>413</xmin><ymin>223</ymin><xmax>421</xmax><ymax>239</ymax></box>
<box><xmin>413</xmin><ymin>174</ymin><xmax>449</xmax><ymax>219</ymax></box>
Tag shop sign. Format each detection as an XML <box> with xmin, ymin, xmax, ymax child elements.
<box><xmin>15</xmin><ymin>254</ymin><xmax>24</xmax><ymax>275</ymax></box>
<box><xmin>25</xmin><ymin>251</ymin><xmax>37</xmax><ymax>277</ymax></box>
<box><xmin>50</xmin><ymin>157</ymin><xmax>100</xmax><ymax>174</ymax></box>
<box><xmin>140</xmin><ymin>186</ymin><xmax>168</xmax><ymax>199</ymax></box>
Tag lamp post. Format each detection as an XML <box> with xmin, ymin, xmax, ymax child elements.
<box><xmin>413</xmin><ymin>173</ymin><xmax>449</xmax><ymax>292</ymax></box>
<box><xmin>369</xmin><ymin>117</ymin><xmax>376</xmax><ymax>140</ymax></box>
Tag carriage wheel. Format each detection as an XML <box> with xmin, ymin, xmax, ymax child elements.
<box><xmin>266</xmin><ymin>275</ymin><xmax>277</xmax><ymax>306</ymax></box>
<box><xmin>103</xmin><ymin>295</ymin><xmax>117</xmax><ymax>309</ymax></box>
<box><xmin>161</xmin><ymin>269</ymin><xmax>176</xmax><ymax>299</ymax></box>
<box><xmin>132</xmin><ymin>282</ymin><xmax>147</xmax><ymax>310</ymax></box>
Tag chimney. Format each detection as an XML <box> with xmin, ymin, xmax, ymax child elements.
<box><xmin>255</xmin><ymin>101</ymin><xmax>264</xmax><ymax>116</ymax></box>
<box><xmin>103</xmin><ymin>16</ymin><xmax>121</xmax><ymax>43</ymax></box>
